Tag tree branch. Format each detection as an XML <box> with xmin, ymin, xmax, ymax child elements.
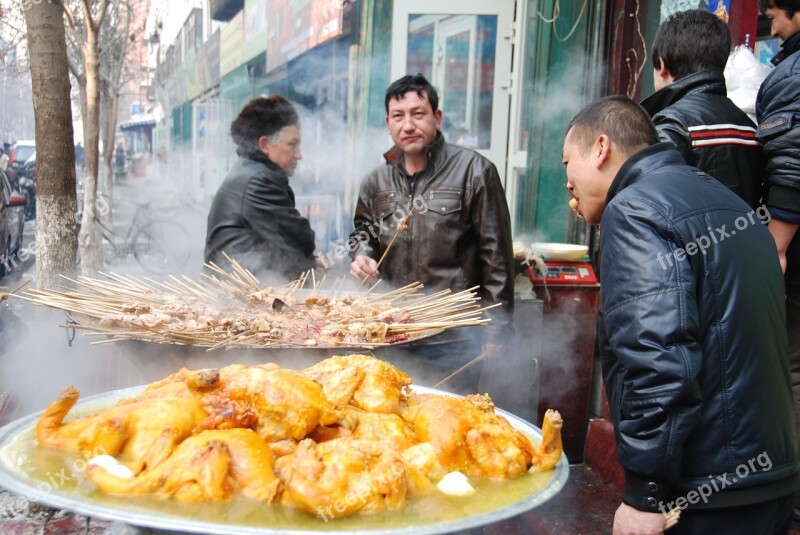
<box><xmin>59</xmin><ymin>0</ymin><xmax>78</xmax><ymax>33</ymax></box>
<box><xmin>95</xmin><ymin>0</ymin><xmax>111</xmax><ymax>32</ymax></box>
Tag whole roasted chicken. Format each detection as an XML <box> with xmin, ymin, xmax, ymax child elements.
<box><xmin>274</xmin><ymin>437</ymin><xmax>408</xmax><ymax>518</ymax></box>
<box><xmin>401</xmin><ymin>393</ymin><xmax>537</xmax><ymax>479</ymax></box>
<box><xmin>87</xmin><ymin>428</ymin><xmax>280</xmax><ymax>503</ymax></box>
<box><xmin>302</xmin><ymin>354</ymin><xmax>412</xmax><ymax>413</ymax></box>
<box><xmin>36</xmin><ymin>386</ymin><xmax>206</xmax><ymax>473</ymax></box>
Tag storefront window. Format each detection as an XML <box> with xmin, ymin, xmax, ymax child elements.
<box><xmin>406</xmin><ymin>14</ymin><xmax>497</xmax><ymax>150</ymax></box>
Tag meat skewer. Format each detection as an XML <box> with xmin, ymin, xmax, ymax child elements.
<box><xmin>374</xmin><ymin>206</ymin><xmax>416</xmax><ymax>274</ymax></box>
<box><xmin>16</xmin><ymin>260</ymin><xmax>493</xmax><ymax>350</ymax></box>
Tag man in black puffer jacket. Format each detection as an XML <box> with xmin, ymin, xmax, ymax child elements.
<box><xmin>564</xmin><ymin>96</ymin><xmax>799</xmax><ymax>534</ymax></box>
<box><xmin>756</xmin><ymin>0</ymin><xmax>800</xmax><ymax>523</ymax></box>
<box><xmin>641</xmin><ymin>9</ymin><xmax>764</xmax><ymax>208</ymax></box>
<box><xmin>205</xmin><ymin>96</ymin><xmax>317</xmax><ymax>280</ymax></box>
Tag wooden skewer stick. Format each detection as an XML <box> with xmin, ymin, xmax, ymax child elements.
<box><xmin>375</xmin><ymin>206</ymin><xmax>415</xmax><ymax>273</ymax></box>
<box><xmin>358</xmin><ymin>207</ymin><xmax>417</xmax><ymax>288</ymax></box>
<box><xmin>313</xmin><ymin>273</ymin><xmax>327</xmax><ymax>297</ymax></box>
<box><xmin>7</xmin><ymin>278</ymin><xmax>31</xmax><ymax>295</ymax></box>
<box><xmin>433</xmin><ymin>351</ymin><xmax>488</xmax><ymax>389</ymax></box>
<box><xmin>663</xmin><ymin>507</ymin><xmax>681</xmax><ymax>530</ymax></box>
<box><xmin>365</xmin><ymin>279</ymin><xmax>382</xmax><ymax>294</ymax></box>
<box><xmin>0</xmin><ymin>278</ymin><xmax>29</xmax><ymax>302</ymax></box>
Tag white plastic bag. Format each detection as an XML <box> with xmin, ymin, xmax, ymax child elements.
<box><xmin>724</xmin><ymin>44</ymin><xmax>772</xmax><ymax>118</ymax></box>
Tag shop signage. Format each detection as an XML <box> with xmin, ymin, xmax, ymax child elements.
<box><xmin>243</xmin><ymin>0</ymin><xmax>268</xmax><ymax>63</ymax></box>
<box><xmin>197</xmin><ymin>30</ymin><xmax>221</xmax><ymax>93</ymax></box>
<box><xmin>266</xmin><ymin>0</ymin><xmax>344</xmax><ymax>72</ymax></box>
<box><xmin>220</xmin><ymin>10</ymin><xmax>245</xmax><ymax>76</ymax></box>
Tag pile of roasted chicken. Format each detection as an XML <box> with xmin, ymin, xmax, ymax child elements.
<box><xmin>36</xmin><ymin>355</ymin><xmax>563</xmax><ymax>518</ymax></box>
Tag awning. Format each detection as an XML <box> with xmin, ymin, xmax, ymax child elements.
<box><xmin>119</xmin><ymin>116</ymin><xmax>157</xmax><ymax>131</ymax></box>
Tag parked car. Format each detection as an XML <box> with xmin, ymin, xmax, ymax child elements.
<box><xmin>9</xmin><ymin>140</ymin><xmax>35</xmax><ymax>178</ymax></box>
<box><xmin>0</xmin><ymin>168</ymin><xmax>27</xmax><ymax>278</ymax></box>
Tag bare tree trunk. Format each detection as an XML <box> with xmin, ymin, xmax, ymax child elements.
<box><xmin>99</xmin><ymin>84</ymin><xmax>118</xmax><ymax>231</ymax></box>
<box><xmin>24</xmin><ymin>1</ymin><xmax>78</xmax><ymax>289</ymax></box>
<box><xmin>77</xmin><ymin>7</ymin><xmax>103</xmax><ymax>275</ymax></box>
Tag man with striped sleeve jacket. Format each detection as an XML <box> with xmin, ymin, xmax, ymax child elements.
<box><xmin>641</xmin><ymin>9</ymin><xmax>764</xmax><ymax>208</ymax></box>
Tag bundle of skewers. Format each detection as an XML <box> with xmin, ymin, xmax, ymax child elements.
<box><xmin>16</xmin><ymin>255</ymin><xmax>494</xmax><ymax>350</ymax></box>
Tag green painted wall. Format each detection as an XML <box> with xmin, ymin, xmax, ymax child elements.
<box><xmin>182</xmin><ymin>102</ymin><xmax>192</xmax><ymax>142</ymax></box>
<box><xmin>365</xmin><ymin>0</ymin><xmax>393</xmax><ymax>129</ymax></box>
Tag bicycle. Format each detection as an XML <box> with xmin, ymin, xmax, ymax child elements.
<box><xmin>91</xmin><ymin>199</ymin><xmax>193</xmax><ymax>275</ymax></box>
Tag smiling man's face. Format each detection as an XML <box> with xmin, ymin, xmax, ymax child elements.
<box><xmin>764</xmin><ymin>6</ymin><xmax>800</xmax><ymax>41</ymax></box>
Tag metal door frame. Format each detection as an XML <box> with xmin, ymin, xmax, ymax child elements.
<box><xmin>391</xmin><ymin>0</ymin><xmax>517</xmax><ymax>183</ymax></box>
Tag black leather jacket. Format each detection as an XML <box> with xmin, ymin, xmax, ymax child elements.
<box><xmin>350</xmin><ymin>133</ymin><xmax>514</xmax><ymax>343</ymax></box>
<box><xmin>599</xmin><ymin>144</ymin><xmax>799</xmax><ymax>512</ymax></box>
<box><xmin>641</xmin><ymin>70</ymin><xmax>764</xmax><ymax>208</ymax></box>
<box><xmin>204</xmin><ymin>150</ymin><xmax>315</xmax><ymax>280</ymax></box>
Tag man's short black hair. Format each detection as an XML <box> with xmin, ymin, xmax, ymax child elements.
<box><xmin>566</xmin><ymin>95</ymin><xmax>659</xmax><ymax>157</ymax></box>
<box><xmin>651</xmin><ymin>10</ymin><xmax>731</xmax><ymax>80</ymax></box>
<box><xmin>230</xmin><ymin>96</ymin><xmax>299</xmax><ymax>152</ymax></box>
<box><xmin>384</xmin><ymin>74</ymin><xmax>439</xmax><ymax>115</ymax></box>
<box><xmin>759</xmin><ymin>0</ymin><xmax>800</xmax><ymax>16</ymax></box>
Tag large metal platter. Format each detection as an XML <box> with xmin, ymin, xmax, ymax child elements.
<box><xmin>0</xmin><ymin>385</ymin><xmax>568</xmax><ymax>534</ymax></box>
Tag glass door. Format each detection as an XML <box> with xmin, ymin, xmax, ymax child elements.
<box><xmin>392</xmin><ymin>0</ymin><xmax>516</xmax><ymax>182</ymax></box>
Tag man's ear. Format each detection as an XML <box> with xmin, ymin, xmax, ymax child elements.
<box><xmin>654</xmin><ymin>58</ymin><xmax>674</xmax><ymax>86</ymax></box>
<box><xmin>594</xmin><ymin>134</ymin><xmax>612</xmax><ymax>168</ymax></box>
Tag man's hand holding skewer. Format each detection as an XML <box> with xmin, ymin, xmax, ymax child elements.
<box><xmin>351</xmin><ymin>255</ymin><xmax>379</xmax><ymax>282</ymax></box>
<box><xmin>612</xmin><ymin>502</ymin><xmax>680</xmax><ymax>534</ymax></box>
<box><xmin>315</xmin><ymin>255</ymin><xmax>332</xmax><ymax>271</ymax></box>
<box><xmin>350</xmin><ymin>208</ymin><xmax>414</xmax><ymax>283</ymax></box>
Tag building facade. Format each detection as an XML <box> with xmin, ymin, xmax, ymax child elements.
<box><xmin>150</xmin><ymin>0</ymin><xmax>763</xmax><ymax>245</ymax></box>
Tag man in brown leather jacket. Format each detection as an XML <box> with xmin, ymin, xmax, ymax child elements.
<box><xmin>349</xmin><ymin>74</ymin><xmax>514</xmax><ymax>394</ymax></box>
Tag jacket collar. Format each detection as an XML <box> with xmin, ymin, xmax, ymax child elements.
<box><xmin>237</xmin><ymin>147</ymin><xmax>286</xmax><ymax>176</ymax></box>
<box><xmin>772</xmin><ymin>30</ymin><xmax>800</xmax><ymax>66</ymax></box>
<box><xmin>605</xmin><ymin>143</ymin><xmax>685</xmax><ymax>204</ymax></box>
<box><xmin>383</xmin><ymin>131</ymin><xmax>447</xmax><ymax>176</ymax></box>
<box><xmin>640</xmin><ymin>70</ymin><xmax>726</xmax><ymax>115</ymax></box>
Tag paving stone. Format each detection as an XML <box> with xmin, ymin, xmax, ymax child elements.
<box><xmin>0</xmin><ymin>519</ymin><xmax>48</xmax><ymax>535</ymax></box>
<box><xmin>43</xmin><ymin>512</ymin><xmax>87</xmax><ymax>534</ymax></box>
